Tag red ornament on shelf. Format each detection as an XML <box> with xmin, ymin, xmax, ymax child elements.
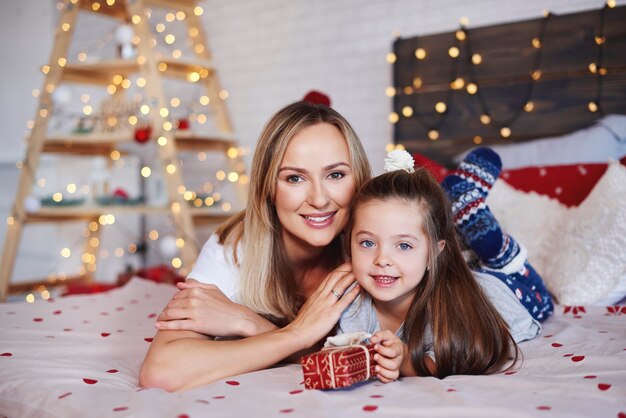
<box><xmin>176</xmin><ymin>118</ymin><xmax>190</xmax><ymax>130</ymax></box>
<box><xmin>112</xmin><ymin>188</ymin><xmax>129</xmax><ymax>200</ymax></box>
<box><xmin>134</xmin><ymin>125</ymin><xmax>152</xmax><ymax>143</ymax></box>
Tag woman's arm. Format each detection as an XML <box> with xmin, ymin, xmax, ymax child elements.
<box><xmin>155</xmin><ymin>280</ymin><xmax>277</xmax><ymax>337</ymax></box>
<box><xmin>140</xmin><ymin>326</ymin><xmax>303</xmax><ymax>391</ymax></box>
<box><xmin>140</xmin><ymin>268</ymin><xmax>360</xmax><ymax>392</ymax></box>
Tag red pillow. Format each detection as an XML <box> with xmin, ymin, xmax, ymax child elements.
<box><xmin>413</xmin><ymin>152</ymin><xmax>626</xmax><ymax>207</ymax></box>
<box><xmin>500</xmin><ymin>164</ymin><xmax>608</xmax><ymax>207</ymax></box>
<box><xmin>412</xmin><ymin>152</ymin><xmax>451</xmax><ymax>182</ymax></box>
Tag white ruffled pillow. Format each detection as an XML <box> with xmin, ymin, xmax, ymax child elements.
<box><xmin>487</xmin><ymin>161</ymin><xmax>626</xmax><ymax>305</ymax></box>
<box><xmin>487</xmin><ymin>179</ymin><xmax>569</xmax><ymax>277</ymax></box>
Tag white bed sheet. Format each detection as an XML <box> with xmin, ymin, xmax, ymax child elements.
<box><xmin>1</xmin><ymin>278</ymin><xmax>624</xmax><ymax>418</ymax></box>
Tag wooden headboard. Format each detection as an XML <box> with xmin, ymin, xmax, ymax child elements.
<box><xmin>392</xmin><ymin>5</ymin><xmax>626</xmax><ymax>167</ymax></box>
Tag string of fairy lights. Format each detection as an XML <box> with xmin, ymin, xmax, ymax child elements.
<box><xmin>385</xmin><ymin>0</ymin><xmax>618</xmax><ymax>144</ymax></box>
<box><xmin>6</xmin><ymin>0</ymin><xmax>250</xmax><ymax>301</ymax></box>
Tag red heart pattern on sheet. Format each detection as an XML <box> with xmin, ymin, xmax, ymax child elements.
<box><xmin>58</xmin><ymin>392</ymin><xmax>72</xmax><ymax>399</ymax></box>
<box><xmin>597</xmin><ymin>383</ymin><xmax>611</xmax><ymax>391</ymax></box>
<box><xmin>289</xmin><ymin>389</ymin><xmax>302</xmax><ymax>394</ymax></box>
<box><xmin>363</xmin><ymin>405</ymin><xmax>378</xmax><ymax>412</ymax></box>
<box><xmin>101</xmin><ymin>333</ymin><xmax>111</xmax><ymax>337</ymax></box>
<box><xmin>83</xmin><ymin>378</ymin><xmax>98</xmax><ymax>384</ymax></box>
<box><xmin>551</xmin><ymin>343</ymin><xmax>563</xmax><ymax>347</ymax></box>
<box><xmin>571</xmin><ymin>356</ymin><xmax>585</xmax><ymax>362</ymax></box>
<box><xmin>536</xmin><ymin>406</ymin><xmax>551</xmax><ymax>410</ymax></box>
<box><xmin>279</xmin><ymin>409</ymin><xmax>294</xmax><ymax>414</ymax></box>
<box><xmin>107</xmin><ymin>369</ymin><xmax>119</xmax><ymax>373</ymax></box>
<box><xmin>226</xmin><ymin>380</ymin><xmax>240</xmax><ymax>386</ymax></box>
<box><xmin>1</xmin><ymin>353</ymin><xmax>12</xmax><ymax>356</ymax></box>
<box><xmin>113</xmin><ymin>407</ymin><xmax>128</xmax><ymax>412</ymax></box>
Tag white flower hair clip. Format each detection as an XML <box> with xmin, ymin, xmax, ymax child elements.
<box><xmin>384</xmin><ymin>149</ymin><xmax>415</xmax><ymax>173</ymax></box>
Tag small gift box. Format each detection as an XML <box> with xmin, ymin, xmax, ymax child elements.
<box><xmin>300</xmin><ymin>332</ymin><xmax>376</xmax><ymax>390</ymax></box>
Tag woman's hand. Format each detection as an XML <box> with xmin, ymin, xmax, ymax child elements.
<box><xmin>370</xmin><ymin>330</ymin><xmax>406</xmax><ymax>383</ymax></box>
<box><xmin>154</xmin><ymin>280</ymin><xmax>276</xmax><ymax>337</ymax></box>
<box><xmin>285</xmin><ymin>262</ymin><xmax>360</xmax><ymax>350</ymax></box>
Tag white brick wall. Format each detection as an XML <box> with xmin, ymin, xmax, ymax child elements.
<box><xmin>0</xmin><ymin>0</ymin><xmax>620</xmax><ymax>284</ymax></box>
<box><xmin>200</xmin><ymin>0</ymin><xmax>618</xmax><ymax>174</ymax></box>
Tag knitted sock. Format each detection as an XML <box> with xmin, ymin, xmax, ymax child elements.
<box><xmin>457</xmin><ymin>147</ymin><xmax>502</xmax><ymax>197</ymax></box>
<box><xmin>441</xmin><ymin>174</ymin><xmax>520</xmax><ymax>267</ymax></box>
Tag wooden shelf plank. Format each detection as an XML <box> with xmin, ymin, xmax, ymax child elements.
<box><xmin>43</xmin><ymin>133</ymin><xmax>133</xmax><ymax>155</ymax></box>
<box><xmin>61</xmin><ymin>58</ymin><xmax>214</xmax><ymax>85</ymax></box>
<box><xmin>8</xmin><ymin>274</ymin><xmax>86</xmax><ymax>295</ymax></box>
<box><xmin>78</xmin><ymin>0</ymin><xmax>197</xmax><ymax>20</ymax></box>
<box><xmin>24</xmin><ymin>205</ymin><xmax>235</xmax><ymax>223</ymax></box>
<box><xmin>174</xmin><ymin>132</ymin><xmax>237</xmax><ymax>151</ymax></box>
<box><xmin>42</xmin><ymin>132</ymin><xmax>236</xmax><ymax>155</ymax></box>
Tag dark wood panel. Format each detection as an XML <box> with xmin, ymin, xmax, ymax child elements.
<box><xmin>393</xmin><ymin>5</ymin><xmax>626</xmax><ymax>167</ymax></box>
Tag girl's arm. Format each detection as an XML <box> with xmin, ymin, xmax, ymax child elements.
<box><xmin>140</xmin><ymin>268</ymin><xmax>360</xmax><ymax>392</ymax></box>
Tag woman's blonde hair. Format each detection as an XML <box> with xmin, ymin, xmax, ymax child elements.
<box><xmin>349</xmin><ymin>168</ymin><xmax>519</xmax><ymax>377</ymax></box>
<box><xmin>216</xmin><ymin>101</ymin><xmax>371</xmax><ymax>321</ymax></box>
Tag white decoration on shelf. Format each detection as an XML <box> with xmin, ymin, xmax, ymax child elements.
<box><xmin>51</xmin><ymin>85</ymin><xmax>72</xmax><ymax>106</ymax></box>
<box><xmin>114</xmin><ymin>24</ymin><xmax>134</xmax><ymax>44</ymax></box>
<box><xmin>159</xmin><ymin>235</ymin><xmax>178</xmax><ymax>258</ymax></box>
<box><xmin>115</xmin><ymin>24</ymin><xmax>136</xmax><ymax>59</ymax></box>
<box><xmin>24</xmin><ymin>195</ymin><xmax>42</xmax><ymax>213</ymax></box>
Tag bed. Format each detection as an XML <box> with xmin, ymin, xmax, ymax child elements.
<box><xmin>0</xmin><ymin>277</ymin><xmax>624</xmax><ymax>418</ymax></box>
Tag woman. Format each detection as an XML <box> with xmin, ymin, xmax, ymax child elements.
<box><xmin>140</xmin><ymin>101</ymin><xmax>372</xmax><ymax>391</ymax></box>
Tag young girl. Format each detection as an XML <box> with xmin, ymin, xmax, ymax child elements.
<box><xmin>337</xmin><ymin>148</ymin><xmax>553</xmax><ymax>382</ymax></box>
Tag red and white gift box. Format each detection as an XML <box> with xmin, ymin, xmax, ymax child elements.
<box><xmin>300</xmin><ymin>333</ymin><xmax>376</xmax><ymax>390</ymax></box>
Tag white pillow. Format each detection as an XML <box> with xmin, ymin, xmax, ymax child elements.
<box><xmin>542</xmin><ymin>160</ymin><xmax>626</xmax><ymax>305</ymax></box>
<box><xmin>487</xmin><ymin>179</ymin><xmax>569</xmax><ymax>277</ymax></box>
<box><xmin>487</xmin><ymin>162</ymin><xmax>626</xmax><ymax>306</ymax></box>
<box><xmin>458</xmin><ymin>114</ymin><xmax>626</xmax><ymax>169</ymax></box>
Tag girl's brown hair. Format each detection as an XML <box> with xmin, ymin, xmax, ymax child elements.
<box><xmin>349</xmin><ymin>168</ymin><xmax>518</xmax><ymax>377</ymax></box>
<box><xmin>216</xmin><ymin>101</ymin><xmax>371</xmax><ymax>321</ymax></box>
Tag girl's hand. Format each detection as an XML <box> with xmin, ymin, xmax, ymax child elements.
<box><xmin>370</xmin><ymin>330</ymin><xmax>406</xmax><ymax>383</ymax></box>
<box><xmin>285</xmin><ymin>262</ymin><xmax>360</xmax><ymax>350</ymax></box>
<box><xmin>155</xmin><ymin>280</ymin><xmax>276</xmax><ymax>337</ymax></box>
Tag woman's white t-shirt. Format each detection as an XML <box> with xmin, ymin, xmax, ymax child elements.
<box><xmin>187</xmin><ymin>234</ymin><xmax>240</xmax><ymax>301</ymax></box>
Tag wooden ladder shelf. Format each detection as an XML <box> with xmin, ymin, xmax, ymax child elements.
<box><xmin>0</xmin><ymin>0</ymin><xmax>246</xmax><ymax>301</ymax></box>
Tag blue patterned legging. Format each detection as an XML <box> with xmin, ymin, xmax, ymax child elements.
<box><xmin>478</xmin><ymin>263</ymin><xmax>554</xmax><ymax>322</ymax></box>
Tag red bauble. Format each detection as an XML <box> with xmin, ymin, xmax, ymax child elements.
<box><xmin>134</xmin><ymin>126</ymin><xmax>152</xmax><ymax>143</ymax></box>
<box><xmin>177</xmin><ymin>118</ymin><xmax>190</xmax><ymax>130</ymax></box>
<box><xmin>112</xmin><ymin>188</ymin><xmax>129</xmax><ymax>199</ymax></box>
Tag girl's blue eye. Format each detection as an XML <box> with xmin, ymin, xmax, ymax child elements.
<box><xmin>286</xmin><ymin>175</ymin><xmax>303</xmax><ymax>184</ymax></box>
<box><xmin>398</xmin><ymin>242</ymin><xmax>413</xmax><ymax>251</ymax></box>
<box><xmin>359</xmin><ymin>240</ymin><xmax>375</xmax><ymax>248</ymax></box>
<box><xmin>328</xmin><ymin>171</ymin><xmax>345</xmax><ymax>180</ymax></box>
